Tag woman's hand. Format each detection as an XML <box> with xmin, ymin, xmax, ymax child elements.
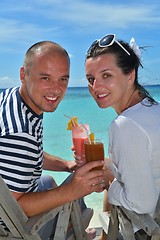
<box><xmin>72</xmin><ymin>146</ymin><xmax>86</xmax><ymax>167</ymax></box>
<box><xmin>103</xmin><ymin>157</ymin><xmax>114</xmax><ymax>190</ymax></box>
<box><xmin>103</xmin><ymin>168</ymin><xmax>114</xmax><ymax>190</ymax></box>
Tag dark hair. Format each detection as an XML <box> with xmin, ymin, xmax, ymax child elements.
<box><xmin>23</xmin><ymin>41</ymin><xmax>70</xmax><ymax>75</ymax></box>
<box><xmin>86</xmin><ymin>38</ymin><xmax>156</xmax><ymax>105</ymax></box>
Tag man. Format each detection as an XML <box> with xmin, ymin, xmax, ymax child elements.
<box><xmin>0</xmin><ymin>41</ymin><xmax>105</xmax><ymax>239</ymax></box>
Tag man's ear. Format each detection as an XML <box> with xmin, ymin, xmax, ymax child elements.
<box><xmin>20</xmin><ymin>66</ymin><xmax>25</xmax><ymax>83</ymax></box>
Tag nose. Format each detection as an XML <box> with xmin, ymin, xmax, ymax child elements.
<box><xmin>49</xmin><ymin>80</ymin><xmax>61</xmax><ymax>94</ymax></box>
<box><xmin>92</xmin><ymin>78</ymin><xmax>104</xmax><ymax>89</ymax></box>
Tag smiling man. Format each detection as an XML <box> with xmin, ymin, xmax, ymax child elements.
<box><xmin>19</xmin><ymin>41</ymin><xmax>70</xmax><ymax>114</ymax></box>
<box><xmin>0</xmin><ymin>41</ymin><xmax>105</xmax><ymax>239</ymax></box>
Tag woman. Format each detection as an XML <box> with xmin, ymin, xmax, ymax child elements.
<box><xmin>85</xmin><ymin>34</ymin><xmax>160</xmax><ymax>239</ymax></box>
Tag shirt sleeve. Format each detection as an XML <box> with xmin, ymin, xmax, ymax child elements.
<box><xmin>0</xmin><ymin>132</ymin><xmax>41</xmax><ymax>192</ymax></box>
<box><xmin>108</xmin><ymin>116</ymin><xmax>157</xmax><ymax>214</ymax></box>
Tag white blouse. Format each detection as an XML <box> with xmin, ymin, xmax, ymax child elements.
<box><xmin>108</xmin><ymin>98</ymin><xmax>160</xmax><ymax>217</ymax></box>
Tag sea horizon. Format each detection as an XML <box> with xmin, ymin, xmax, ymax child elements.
<box><xmin>1</xmin><ymin>83</ymin><xmax>160</xmax><ymax>91</ymax></box>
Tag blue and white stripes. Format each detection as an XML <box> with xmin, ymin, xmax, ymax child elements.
<box><xmin>0</xmin><ymin>87</ymin><xmax>43</xmax><ymax>193</ymax></box>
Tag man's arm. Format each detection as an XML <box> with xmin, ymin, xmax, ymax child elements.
<box><xmin>12</xmin><ymin>160</ymin><xmax>105</xmax><ymax>217</ymax></box>
<box><xmin>43</xmin><ymin>151</ymin><xmax>77</xmax><ymax>172</ymax></box>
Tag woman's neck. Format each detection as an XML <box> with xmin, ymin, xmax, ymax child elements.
<box><xmin>119</xmin><ymin>89</ymin><xmax>143</xmax><ymax>114</ymax></box>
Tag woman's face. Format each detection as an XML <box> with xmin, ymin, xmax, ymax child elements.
<box><xmin>85</xmin><ymin>53</ymin><xmax>134</xmax><ymax>113</ymax></box>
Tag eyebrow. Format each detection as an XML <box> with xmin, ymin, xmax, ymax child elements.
<box><xmin>86</xmin><ymin>68</ymin><xmax>111</xmax><ymax>77</ymax></box>
<box><xmin>100</xmin><ymin>68</ymin><xmax>111</xmax><ymax>73</ymax></box>
<box><xmin>60</xmin><ymin>75</ymin><xmax>70</xmax><ymax>79</ymax></box>
<box><xmin>39</xmin><ymin>73</ymin><xmax>50</xmax><ymax>76</ymax></box>
<box><xmin>86</xmin><ymin>74</ymin><xmax>92</xmax><ymax>78</ymax></box>
<box><xmin>39</xmin><ymin>73</ymin><xmax>69</xmax><ymax>78</ymax></box>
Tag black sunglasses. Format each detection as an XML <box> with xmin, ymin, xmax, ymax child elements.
<box><xmin>86</xmin><ymin>34</ymin><xmax>130</xmax><ymax>57</ymax></box>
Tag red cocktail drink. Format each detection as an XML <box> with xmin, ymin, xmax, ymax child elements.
<box><xmin>72</xmin><ymin>124</ymin><xmax>90</xmax><ymax>166</ymax></box>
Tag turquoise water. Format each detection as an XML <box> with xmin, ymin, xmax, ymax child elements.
<box><xmin>43</xmin><ymin>87</ymin><xmax>117</xmax><ymax>210</ymax></box>
<box><xmin>42</xmin><ymin>85</ymin><xmax>160</xmax><ymax>210</ymax></box>
<box><xmin>1</xmin><ymin>85</ymin><xmax>160</xmax><ymax>211</ymax></box>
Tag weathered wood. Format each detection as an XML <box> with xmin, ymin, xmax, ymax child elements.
<box><xmin>53</xmin><ymin>202</ymin><xmax>72</xmax><ymax>239</ymax></box>
<box><xmin>99</xmin><ymin>200</ymin><xmax>160</xmax><ymax>240</ymax></box>
<box><xmin>0</xmin><ymin>175</ymin><xmax>93</xmax><ymax>239</ymax></box>
<box><xmin>107</xmin><ymin>206</ymin><xmax>119</xmax><ymax>240</ymax></box>
<box><xmin>70</xmin><ymin>200</ymin><xmax>88</xmax><ymax>240</ymax></box>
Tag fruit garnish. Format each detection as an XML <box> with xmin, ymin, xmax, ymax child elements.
<box><xmin>89</xmin><ymin>133</ymin><xmax>95</xmax><ymax>143</ymax></box>
<box><xmin>67</xmin><ymin>116</ymin><xmax>79</xmax><ymax>130</ymax></box>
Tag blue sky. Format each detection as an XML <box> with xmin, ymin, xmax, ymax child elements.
<box><xmin>0</xmin><ymin>0</ymin><xmax>160</xmax><ymax>88</ymax></box>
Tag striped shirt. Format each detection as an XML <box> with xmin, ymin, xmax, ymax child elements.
<box><xmin>0</xmin><ymin>87</ymin><xmax>43</xmax><ymax>193</ymax></box>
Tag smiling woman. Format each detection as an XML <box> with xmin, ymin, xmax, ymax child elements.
<box><xmin>85</xmin><ymin>33</ymin><xmax>160</xmax><ymax>239</ymax></box>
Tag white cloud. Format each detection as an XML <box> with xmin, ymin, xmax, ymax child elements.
<box><xmin>30</xmin><ymin>1</ymin><xmax>160</xmax><ymax>29</ymax></box>
<box><xmin>0</xmin><ymin>76</ymin><xmax>19</xmax><ymax>89</ymax></box>
<box><xmin>0</xmin><ymin>18</ymin><xmax>60</xmax><ymax>44</ymax></box>
<box><xmin>0</xmin><ymin>0</ymin><xmax>159</xmax><ymax>88</ymax></box>
<box><xmin>0</xmin><ymin>1</ymin><xmax>159</xmax><ymax>40</ymax></box>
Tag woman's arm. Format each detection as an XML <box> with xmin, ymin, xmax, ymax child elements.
<box><xmin>108</xmin><ymin>117</ymin><xmax>157</xmax><ymax>214</ymax></box>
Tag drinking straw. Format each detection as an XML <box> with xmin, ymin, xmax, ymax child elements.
<box><xmin>80</xmin><ymin>122</ymin><xmax>91</xmax><ymax>144</ymax></box>
<box><xmin>64</xmin><ymin>114</ymin><xmax>76</xmax><ymax>127</ymax></box>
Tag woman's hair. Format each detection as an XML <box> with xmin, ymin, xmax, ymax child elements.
<box><xmin>86</xmin><ymin>38</ymin><xmax>156</xmax><ymax>105</ymax></box>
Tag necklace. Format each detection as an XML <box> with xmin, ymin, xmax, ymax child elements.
<box><xmin>125</xmin><ymin>88</ymin><xmax>137</xmax><ymax>110</ymax></box>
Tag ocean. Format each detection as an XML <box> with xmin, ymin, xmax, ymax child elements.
<box><xmin>1</xmin><ymin>85</ymin><xmax>160</xmax><ymax>211</ymax></box>
<box><xmin>42</xmin><ymin>84</ymin><xmax>160</xmax><ymax>210</ymax></box>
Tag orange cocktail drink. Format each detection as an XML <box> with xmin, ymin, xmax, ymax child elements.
<box><xmin>84</xmin><ymin>138</ymin><xmax>104</xmax><ymax>170</ymax></box>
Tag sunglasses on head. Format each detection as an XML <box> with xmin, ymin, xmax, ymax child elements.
<box><xmin>86</xmin><ymin>34</ymin><xmax>130</xmax><ymax>57</ymax></box>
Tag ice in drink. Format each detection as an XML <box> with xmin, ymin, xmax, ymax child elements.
<box><xmin>84</xmin><ymin>139</ymin><xmax>104</xmax><ymax>170</ymax></box>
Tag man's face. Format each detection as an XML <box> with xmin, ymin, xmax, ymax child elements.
<box><xmin>20</xmin><ymin>53</ymin><xmax>70</xmax><ymax>115</ymax></box>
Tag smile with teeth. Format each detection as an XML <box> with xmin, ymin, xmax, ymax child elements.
<box><xmin>46</xmin><ymin>96</ymin><xmax>58</xmax><ymax>101</ymax></box>
<box><xmin>98</xmin><ymin>93</ymin><xmax>109</xmax><ymax>98</ymax></box>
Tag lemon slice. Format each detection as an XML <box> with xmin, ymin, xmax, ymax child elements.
<box><xmin>67</xmin><ymin>116</ymin><xmax>78</xmax><ymax>130</ymax></box>
<box><xmin>89</xmin><ymin>133</ymin><xmax>95</xmax><ymax>143</ymax></box>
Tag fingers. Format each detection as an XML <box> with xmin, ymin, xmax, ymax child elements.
<box><xmin>73</xmin><ymin>153</ymin><xmax>86</xmax><ymax>167</ymax></box>
<box><xmin>71</xmin><ymin>161</ymin><xmax>105</xmax><ymax>197</ymax></box>
<box><xmin>89</xmin><ymin>175</ymin><xmax>104</xmax><ymax>186</ymax></box>
<box><xmin>90</xmin><ymin>179</ymin><xmax>106</xmax><ymax>193</ymax></box>
<box><xmin>71</xmin><ymin>146</ymin><xmax>75</xmax><ymax>151</ymax></box>
<box><xmin>102</xmin><ymin>168</ymin><xmax>114</xmax><ymax>190</ymax></box>
<box><xmin>85</xmin><ymin>170</ymin><xmax>105</xmax><ymax>193</ymax></box>
<box><xmin>75</xmin><ymin>159</ymin><xmax>86</xmax><ymax>167</ymax></box>
<box><xmin>77</xmin><ymin>160</ymin><xmax>104</xmax><ymax>173</ymax></box>
<box><xmin>103</xmin><ymin>157</ymin><xmax>111</xmax><ymax>169</ymax></box>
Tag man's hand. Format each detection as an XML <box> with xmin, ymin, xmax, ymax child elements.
<box><xmin>69</xmin><ymin>160</ymin><xmax>105</xmax><ymax>198</ymax></box>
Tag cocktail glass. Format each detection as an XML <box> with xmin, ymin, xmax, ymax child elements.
<box><xmin>72</xmin><ymin>124</ymin><xmax>90</xmax><ymax>166</ymax></box>
<box><xmin>84</xmin><ymin>138</ymin><xmax>104</xmax><ymax>170</ymax></box>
